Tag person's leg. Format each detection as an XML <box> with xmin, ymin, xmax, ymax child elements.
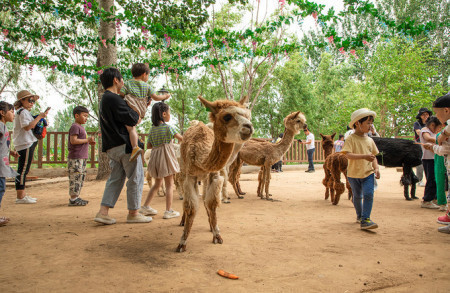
<box><xmin>99</xmin><ymin>146</ymin><xmax>127</xmax><ymax>215</ymax></box>
<box><xmin>164</xmin><ymin>175</ymin><xmax>174</xmax><ymax>211</ymax></box>
<box><xmin>143</xmin><ymin>177</ymin><xmax>163</xmax><ymax>207</ymax></box>
<box><xmin>122</xmin><ymin>154</ymin><xmax>144</xmax><ymax>215</ymax></box>
<box><xmin>361</xmin><ymin>174</ymin><xmax>375</xmax><ymax>220</ymax></box>
<box><xmin>126</xmin><ymin>126</ymin><xmax>141</xmax><ymax>161</ymax></box>
<box><xmin>15</xmin><ymin>142</ymin><xmax>37</xmax><ymax>200</ymax></box>
<box><xmin>435</xmin><ymin>155</ymin><xmax>447</xmax><ymax>205</ymax></box>
<box><xmin>307</xmin><ymin>149</ymin><xmax>313</xmax><ymax>171</ymax></box>
<box><xmin>423</xmin><ymin>159</ymin><xmax>437</xmax><ymax>202</ymax></box>
<box><xmin>416</xmin><ymin>164</ymin><xmax>424</xmax><ymax>183</ymax></box>
<box><xmin>348</xmin><ymin>177</ymin><xmax>363</xmax><ymax>220</ymax></box>
<box><xmin>0</xmin><ymin>177</ymin><xmax>5</xmax><ymax>210</ymax></box>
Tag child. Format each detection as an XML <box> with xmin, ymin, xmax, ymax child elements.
<box><xmin>67</xmin><ymin>106</ymin><xmax>96</xmax><ymax>206</ymax></box>
<box><xmin>423</xmin><ymin>93</ymin><xmax>450</xmax><ymax>234</ymax></box>
<box><xmin>120</xmin><ymin>63</ymin><xmax>171</xmax><ymax>161</ymax></box>
<box><xmin>419</xmin><ymin>116</ymin><xmax>442</xmax><ymax>209</ymax></box>
<box><xmin>0</xmin><ymin>102</ymin><xmax>19</xmax><ymax>225</ymax></box>
<box><xmin>13</xmin><ymin>90</ymin><xmax>49</xmax><ymax>204</ymax></box>
<box><xmin>334</xmin><ymin>134</ymin><xmax>345</xmax><ymax>152</ymax></box>
<box><xmin>341</xmin><ymin>108</ymin><xmax>380</xmax><ymax>230</ymax></box>
<box><xmin>140</xmin><ymin>102</ymin><xmax>182</xmax><ymax>219</ymax></box>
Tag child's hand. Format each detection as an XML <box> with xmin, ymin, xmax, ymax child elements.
<box><xmin>88</xmin><ymin>136</ymin><xmax>96</xmax><ymax>145</ymax></box>
<box><xmin>10</xmin><ymin>150</ymin><xmax>19</xmax><ymax>158</ymax></box>
<box><xmin>364</xmin><ymin>154</ymin><xmax>376</xmax><ymax>162</ymax></box>
<box><xmin>374</xmin><ymin>168</ymin><xmax>380</xmax><ymax>179</ymax></box>
<box><xmin>39</xmin><ymin>111</ymin><xmax>47</xmax><ymax>118</ymax></box>
<box><xmin>164</xmin><ymin>93</ymin><xmax>171</xmax><ymax>100</ymax></box>
<box><xmin>423</xmin><ymin>143</ymin><xmax>434</xmax><ymax>151</ymax></box>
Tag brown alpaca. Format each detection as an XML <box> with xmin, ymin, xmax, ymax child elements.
<box><xmin>177</xmin><ymin>96</ymin><xmax>253</xmax><ymax>252</ymax></box>
<box><xmin>321</xmin><ymin>134</ymin><xmax>353</xmax><ymax>205</ymax></box>
<box><xmin>228</xmin><ymin>112</ymin><xmax>306</xmax><ymax>200</ymax></box>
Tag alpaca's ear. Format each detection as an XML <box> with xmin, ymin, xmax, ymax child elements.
<box><xmin>198</xmin><ymin>96</ymin><xmax>218</xmax><ymax>115</ymax></box>
<box><xmin>331</xmin><ymin>133</ymin><xmax>336</xmax><ymax>139</ymax></box>
<box><xmin>320</xmin><ymin>133</ymin><xmax>325</xmax><ymax>139</ymax></box>
<box><xmin>294</xmin><ymin>111</ymin><xmax>301</xmax><ymax>118</ymax></box>
<box><xmin>239</xmin><ymin>95</ymin><xmax>249</xmax><ymax>108</ymax></box>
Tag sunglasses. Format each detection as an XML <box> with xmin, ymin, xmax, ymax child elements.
<box><xmin>27</xmin><ymin>98</ymin><xmax>35</xmax><ymax>104</ymax></box>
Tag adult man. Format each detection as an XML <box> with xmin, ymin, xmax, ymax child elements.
<box><xmin>94</xmin><ymin>67</ymin><xmax>151</xmax><ymax>225</ymax></box>
<box><xmin>301</xmin><ymin>127</ymin><xmax>315</xmax><ymax>173</ymax></box>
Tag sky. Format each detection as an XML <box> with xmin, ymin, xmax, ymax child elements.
<box><xmin>1</xmin><ymin>0</ymin><xmax>345</xmax><ymax>124</ymax></box>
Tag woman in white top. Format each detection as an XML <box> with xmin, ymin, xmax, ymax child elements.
<box><xmin>13</xmin><ymin>90</ymin><xmax>49</xmax><ymax>204</ymax></box>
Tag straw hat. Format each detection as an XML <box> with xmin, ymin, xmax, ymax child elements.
<box><xmin>16</xmin><ymin>90</ymin><xmax>39</xmax><ymax>101</ymax></box>
<box><xmin>348</xmin><ymin>108</ymin><xmax>376</xmax><ymax>129</ymax></box>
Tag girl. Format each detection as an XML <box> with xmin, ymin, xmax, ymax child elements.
<box><xmin>13</xmin><ymin>90</ymin><xmax>49</xmax><ymax>204</ymax></box>
<box><xmin>419</xmin><ymin>116</ymin><xmax>442</xmax><ymax>209</ymax></box>
<box><xmin>140</xmin><ymin>102</ymin><xmax>182</xmax><ymax>219</ymax></box>
<box><xmin>341</xmin><ymin>108</ymin><xmax>380</xmax><ymax>230</ymax></box>
<box><xmin>0</xmin><ymin>102</ymin><xmax>19</xmax><ymax>225</ymax></box>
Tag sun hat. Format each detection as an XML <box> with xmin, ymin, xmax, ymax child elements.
<box><xmin>348</xmin><ymin>108</ymin><xmax>376</xmax><ymax>129</ymax></box>
<box><xmin>415</xmin><ymin>107</ymin><xmax>432</xmax><ymax>119</ymax></box>
<box><xmin>16</xmin><ymin>90</ymin><xmax>39</xmax><ymax>101</ymax></box>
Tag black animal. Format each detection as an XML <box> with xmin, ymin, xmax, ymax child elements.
<box><xmin>372</xmin><ymin>137</ymin><xmax>422</xmax><ymax>201</ymax></box>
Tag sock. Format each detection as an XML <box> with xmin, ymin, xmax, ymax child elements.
<box><xmin>70</xmin><ymin>197</ymin><xmax>78</xmax><ymax>202</ymax></box>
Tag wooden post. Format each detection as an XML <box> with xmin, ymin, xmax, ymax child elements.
<box><xmin>38</xmin><ymin>139</ymin><xmax>43</xmax><ymax>168</ymax></box>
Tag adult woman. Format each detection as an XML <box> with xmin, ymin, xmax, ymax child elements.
<box><xmin>414</xmin><ymin>108</ymin><xmax>432</xmax><ymax>187</ymax></box>
<box><xmin>13</xmin><ymin>90</ymin><xmax>48</xmax><ymax>204</ymax></box>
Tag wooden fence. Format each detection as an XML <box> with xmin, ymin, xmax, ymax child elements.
<box><xmin>8</xmin><ymin>132</ymin><xmax>337</xmax><ymax>168</ymax></box>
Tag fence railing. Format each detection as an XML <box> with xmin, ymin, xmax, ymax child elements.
<box><xmin>9</xmin><ymin>131</ymin><xmax>342</xmax><ymax>168</ymax></box>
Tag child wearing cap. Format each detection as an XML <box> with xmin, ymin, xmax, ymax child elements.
<box><xmin>341</xmin><ymin>108</ymin><xmax>380</xmax><ymax>230</ymax></box>
<box><xmin>423</xmin><ymin>93</ymin><xmax>450</xmax><ymax>234</ymax></box>
<box><xmin>12</xmin><ymin>90</ymin><xmax>50</xmax><ymax>204</ymax></box>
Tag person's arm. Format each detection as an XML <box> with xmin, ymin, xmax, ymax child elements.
<box><xmin>70</xmin><ymin>134</ymin><xmax>89</xmax><ymax>145</ymax></box>
<box><xmin>174</xmin><ymin>133</ymin><xmax>183</xmax><ymax>142</ymax></box>
<box><xmin>150</xmin><ymin>93</ymin><xmax>170</xmax><ymax>101</ymax></box>
<box><xmin>372</xmin><ymin>158</ymin><xmax>380</xmax><ymax>179</ymax></box>
<box><xmin>346</xmin><ymin>152</ymin><xmax>376</xmax><ymax>162</ymax></box>
<box><xmin>22</xmin><ymin>111</ymin><xmax>48</xmax><ymax>131</ymax></box>
<box><xmin>147</xmin><ymin>141</ymin><xmax>153</xmax><ymax>149</ymax></box>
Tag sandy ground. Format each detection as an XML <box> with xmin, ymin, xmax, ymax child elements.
<box><xmin>0</xmin><ymin>166</ymin><xmax>449</xmax><ymax>293</ymax></box>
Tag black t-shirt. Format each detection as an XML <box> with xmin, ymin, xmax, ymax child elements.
<box><xmin>413</xmin><ymin>121</ymin><xmax>425</xmax><ymax>142</ymax></box>
<box><xmin>99</xmin><ymin>90</ymin><xmax>139</xmax><ymax>153</ymax></box>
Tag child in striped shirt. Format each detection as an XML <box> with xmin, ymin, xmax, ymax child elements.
<box><xmin>120</xmin><ymin>63</ymin><xmax>170</xmax><ymax>161</ymax></box>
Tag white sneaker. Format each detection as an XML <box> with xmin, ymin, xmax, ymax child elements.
<box><xmin>25</xmin><ymin>195</ymin><xmax>37</xmax><ymax>201</ymax></box>
<box><xmin>418</xmin><ymin>181</ymin><xmax>425</xmax><ymax>187</ymax></box>
<box><xmin>439</xmin><ymin>204</ymin><xmax>448</xmax><ymax>211</ymax></box>
<box><xmin>163</xmin><ymin>210</ymin><xmax>180</xmax><ymax>219</ymax></box>
<box><xmin>421</xmin><ymin>201</ymin><xmax>440</xmax><ymax>209</ymax></box>
<box><xmin>127</xmin><ymin>213</ymin><xmax>152</xmax><ymax>223</ymax></box>
<box><xmin>139</xmin><ymin>206</ymin><xmax>158</xmax><ymax>216</ymax></box>
<box><xmin>15</xmin><ymin>197</ymin><xmax>37</xmax><ymax>204</ymax></box>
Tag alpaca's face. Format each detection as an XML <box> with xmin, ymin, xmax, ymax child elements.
<box><xmin>215</xmin><ymin>106</ymin><xmax>253</xmax><ymax>143</ymax></box>
<box><xmin>320</xmin><ymin>133</ymin><xmax>335</xmax><ymax>150</ymax></box>
<box><xmin>284</xmin><ymin>111</ymin><xmax>306</xmax><ymax>134</ymax></box>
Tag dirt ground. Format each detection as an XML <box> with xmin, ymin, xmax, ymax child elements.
<box><xmin>0</xmin><ymin>166</ymin><xmax>449</xmax><ymax>293</ymax></box>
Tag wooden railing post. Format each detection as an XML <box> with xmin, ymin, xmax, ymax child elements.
<box><xmin>38</xmin><ymin>139</ymin><xmax>43</xmax><ymax>168</ymax></box>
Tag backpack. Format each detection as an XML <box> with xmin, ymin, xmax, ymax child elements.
<box><xmin>17</xmin><ymin>109</ymin><xmax>48</xmax><ymax>140</ymax></box>
<box><xmin>32</xmin><ymin>115</ymin><xmax>48</xmax><ymax>139</ymax></box>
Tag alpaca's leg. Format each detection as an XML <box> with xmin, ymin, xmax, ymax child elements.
<box><xmin>204</xmin><ymin>172</ymin><xmax>224</xmax><ymax>244</ymax></box>
<box><xmin>257</xmin><ymin>167</ymin><xmax>264</xmax><ymax>198</ymax></box>
<box><xmin>236</xmin><ymin>182</ymin><xmax>245</xmax><ymax>196</ymax></box>
<box><xmin>229</xmin><ymin>156</ymin><xmax>245</xmax><ymax>199</ymax></box>
<box><xmin>323</xmin><ymin>164</ymin><xmax>330</xmax><ymax>200</ymax></box>
<box><xmin>220</xmin><ymin>168</ymin><xmax>230</xmax><ymax>204</ymax></box>
<box><xmin>177</xmin><ymin>176</ymin><xmax>199</xmax><ymax>252</ymax></box>
<box><xmin>264</xmin><ymin>165</ymin><xmax>272</xmax><ymax>200</ymax></box>
<box><xmin>411</xmin><ymin>169</ymin><xmax>419</xmax><ymax>199</ymax></box>
<box><xmin>344</xmin><ymin>173</ymin><xmax>352</xmax><ymax>201</ymax></box>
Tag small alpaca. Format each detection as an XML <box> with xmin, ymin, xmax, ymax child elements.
<box><xmin>177</xmin><ymin>95</ymin><xmax>253</xmax><ymax>252</ymax></box>
<box><xmin>228</xmin><ymin>111</ymin><xmax>306</xmax><ymax>200</ymax></box>
<box><xmin>321</xmin><ymin>133</ymin><xmax>353</xmax><ymax>205</ymax></box>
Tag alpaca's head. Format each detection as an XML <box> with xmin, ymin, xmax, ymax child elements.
<box><xmin>198</xmin><ymin>95</ymin><xmax>253</xmax><ymax>143</ymax></box>
<box><xmin>283</xmin><ymin>111</ymin><xmax>306</xmax><ymax>134</ymax></box>
<box><xmin>320</xmin><ymin>133</ymin><xmax>336</xmax><ymax>151</ymax></box>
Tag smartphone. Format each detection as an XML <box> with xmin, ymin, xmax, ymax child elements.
<box><xmin>45</xmin><ymin>107</ymin><xmax>51</xmax><ymax>112</ymax></box>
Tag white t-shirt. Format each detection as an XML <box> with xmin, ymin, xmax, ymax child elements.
<box><xmin>13</xmin><ymin>108</ymin><xmax>37</xmax><ymax>151</ymax></box>
<box><xmin>306</xmin><ymin>133</ymin><xmax>315</xmax><ymax>150</ymax></box>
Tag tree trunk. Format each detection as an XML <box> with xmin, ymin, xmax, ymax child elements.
<box><xmin>96</xmin><ymin>0</ymin><xmax>117</xmax><ymax>180</ymax></box>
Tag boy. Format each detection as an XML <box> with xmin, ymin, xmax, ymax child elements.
<box><xmin>94</xmin><ymin>67</ymin><xmax>151</xmax><ymax>225</ymax></box>
<box><xmin>423</xmin><ymin>93</ymin><xmax>450</xmax><ymax>234</ymax></box>
<box><xmin>120</xmin><ymin>63</ymin><xmax>171</xmax><ymax>161</ymax></box>
<box><xmin>341</xmin><ymin>108</ymin><xmax>380</xmax><ymax>230</ymax></box>
<box><xmin>67</xmin><ymin>106</ymin><xmax>95</xmax><ymax>206</ymax></box>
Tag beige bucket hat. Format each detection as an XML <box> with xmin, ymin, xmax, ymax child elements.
<box><xmin>349</xmin><ymin>108</ymin><xmax>376</xmax><ymax>129</ymax></box>
<box><xmin>16</xmin><ymin>90</ymin><xmax>39</xmax><ymax>101</ymax></box>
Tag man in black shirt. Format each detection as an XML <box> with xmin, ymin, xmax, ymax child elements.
<box><xmin>94</xmin><ymin>68</ymin><xmax>151</xmax><ymax>225</ymax></box>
